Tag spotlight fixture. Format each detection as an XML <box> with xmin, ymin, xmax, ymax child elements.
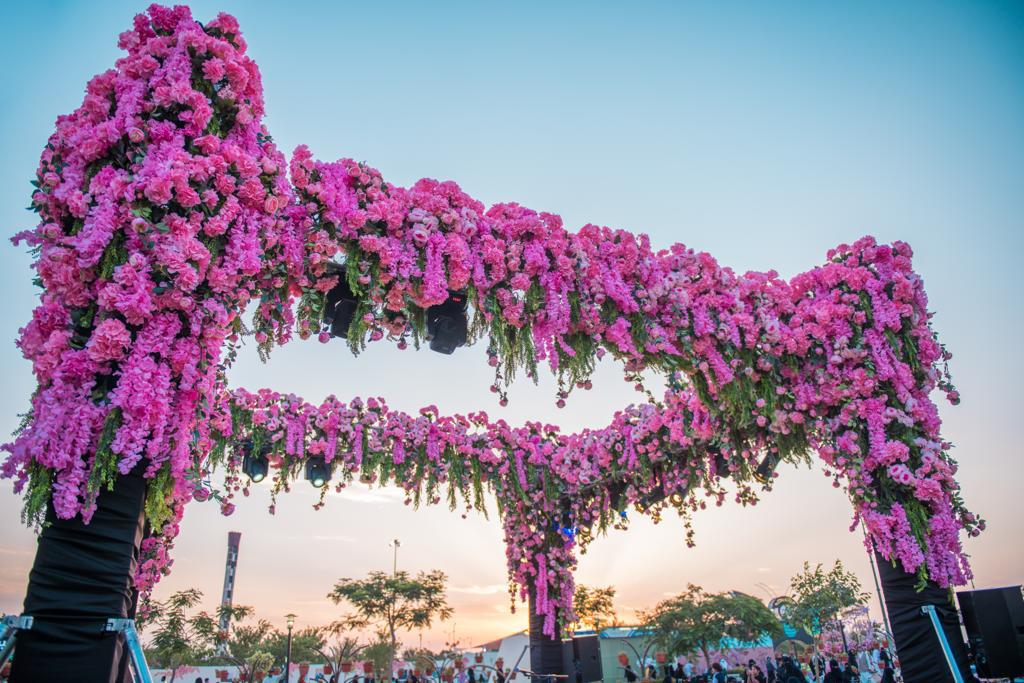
<box><xmin>636</xmin><ymin>485</ymin><xmax>668</xmax><ymax>512</ymax></box>
<box><xmin>753</xmin><ymin>453</ymin><xmax>778</xmax><ymax>484</ymax></box>
<box><xmin>426</xmin><ymin>292</ymin><xmax>468</xmax><ymax>355</ymax></box>
<box><xmin>304</xmin><ymin>455</ymin><xmax>331</xmax><ymax>488</ymax></box>
<box><xmin>240</xmin><ymin>440</ymin><xmax>270</xmax><ymax>483</ymax></box>
<box><xmin>605</xmin><ymin>479</ymin><xmax>628</xmax><ymax>512</ymax></box>
<box><xmin>713</xmin><ymin>453</ymin><xmax>730</xmax><ymax>478</ymax></box>
<box><xmin>322</xmin><ymin>264</ymin><xmax>358</xmax><ymax>339</ymax></box>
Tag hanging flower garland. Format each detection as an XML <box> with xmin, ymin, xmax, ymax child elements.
<box><xmin>4</xmin><ymin>4</ymin><xmax>981</xmax><ymax>636</ymax></box>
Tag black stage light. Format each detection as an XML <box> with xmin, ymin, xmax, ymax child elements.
<box><xmin>713</xmin><ymin>453</ymin><xmax>730</xmax><ymax>478</ymax></box>
<box><xmin>323</xmin><ymin>265</ymin><xmax>358</xmax><ymax>339</ymax></box>
<box><xmin>636</xmin><ymin>487</ymin><xmax>666</xmax><ymax>512</ymax></box>
<box><xmin>426</xmin><ymin>292</ymin><xmax>468</xmax><ymax>354</ymax></box>
<box><xmin>304</xmin><ymin>455</ymin><xmax>331</xmax><ymax>488</ymax></box>
<box><xmin>240</xmin><ymin>440</ymin><xmax>270</xmax><ymax>483</ymax></box>
<box><xmin>753</xmin><ymin>453</ymin><xmax>778</xmax><ymax>484</ymax></box>
<box><xmin>606</xmin><ymin>479</ymin><xmax>627</xmax><ymax>511</ymax></box>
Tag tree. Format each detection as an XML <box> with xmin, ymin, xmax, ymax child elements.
<box><xmin>363</xmin><ymin>636</ymin><xmax>398</xmax><ymax>677</ymax></box>
<box><xmin>141</xmin><ymin>589</ymin><xmax>216</xmax><ymax>682</ymax></box>
<box><xmin>572</xmin><ymin>585</ymin><xmax>619</xmax><ymax>631</ymax></box>
<box><xmin>317</xmin><ymin>626</ymin><xmax>370</xmax><ymax>683</ymax></box>
<box><xmin>265</xmin><ymin>626</ymin><xmax>327</xmax><ymax>671</ymax></box>
<box><xmin>783</xmin><ymin>560</ymin><xmax>869</xmax><ymax>638</ymax></box>
<box><xmin>403</xmin><ymin>645</ymin><xmax>439</xmax><ymax>675</ymax></box>
<box><xmin>329</xmin><ymin>570</ymin><xmax>453</xmax><ymax>682</ymax></box>
<box><xmin>640</xmin><ymin>584</ymin><xmax>781</xmax><ymax>670</ymax></box>
<box><xmin>211</xmin><ymin>618</ymin><xmax>276</xmax><ymax>679</ymax></box>
<box><xmin>318</xmin><ymin>635</ymin><xmax>366</xmax><ymax>679</ymax></box>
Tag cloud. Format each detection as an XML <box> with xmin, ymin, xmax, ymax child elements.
<box><xmin>311</xmin><ymin>534</ymin><xmax>355</xmax><ymax>542</ymax></box>
<box><xmin>450</xmin><ymin>583</ymin><xmax>506</xmax><ymax>595</ymax></box>
<box><xmin>328</xmin><ymin>488</ymin><xmax>406</xmax><ymax>504</ymax></box>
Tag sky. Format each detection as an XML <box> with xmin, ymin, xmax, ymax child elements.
<box><xmin>1</xmin><ymin>0</ymin><xmax>1022</xmax><ymax>650</ymax></box>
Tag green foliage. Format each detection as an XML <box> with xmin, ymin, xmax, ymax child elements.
<box><xmin>140</xmin><ymin>588</ymin><xmax>216</xmax><ymax>680</ymax></box>
<box><xmin>249</xmin><ymin>651</ymin><xmax>275</xmax><ymax>675</ymax></box>
<box><xmin>144</xmin><ymin>461</ymin><xmax>175</xmax><ymax>530</ymax></box>
<box><xmin>319</xmin><ymin>635</ymin><xmax>366</xmax><ymax>676</ymax></box>
<box><xmin>783</xmin><ymin>560</ymin><xmax>869</xmax><ymax>635</ymax></box>
<box><xmin>20</xmin><ymin>461</ymin><xmax>52</xmax><ymax>529</ymax></box>
<box><xmin>362</xmin><ymin>636</ymin><xmax>396</xmax><ymax>676</ymax></box>
<box><xmin>640</xmin><ymin>584</ymin><xmax>781</xmax><ymax>670</ymax></box>
<box><xmin>140</xmin><ymin>588</ymin><xmax>282</xmax><ymax>680</ymax></box>
<box><xmin>84</xmin><ymin>408</ymin><xmax>123</xmax><ymax>509</ymax></box>
<box><xmin>212</xmin><ymin>615</ymin><xmax>276</xmax><ymax>679</ymax></box>
<box><xmin>264</xmin><ymin>626</ymin><xmax>327</xmax><ymax>669</ymax></box>
<box><xmin>572</xmin><ymin>584</ymin><xmax>619</xmax><ymax>631</ymax></box>
<box><xmin>329</xmin><ymin>569</ymin><xmax>453</xmax><ymax>681</ymax></box>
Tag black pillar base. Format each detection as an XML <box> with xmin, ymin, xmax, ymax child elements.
<box><xmin>876</xmin><ymin>552</ymin><xmax>972</xmax><ymax>683</ymax></box>
<box><xmin>11</xmin><ymin>465</ymin><xmax>148</xmax><ymax>683</ymax></box>
<box><xmin>528</xmin><ymin>588</ymin><xmax>565</xmax><ymax>679</ymax></box>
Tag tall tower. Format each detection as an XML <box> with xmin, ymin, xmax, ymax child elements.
<box><xmin>219</xmin><ymin>531</ymin><xmax>242</xmax><ymax>636</ymax></box>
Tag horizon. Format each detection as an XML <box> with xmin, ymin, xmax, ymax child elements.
<box><xmin>1</xmin><ymin>0</ymin><xmax>1022</xmax><ymax>651</ymax></box>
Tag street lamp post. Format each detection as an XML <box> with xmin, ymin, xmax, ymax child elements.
<box><xmin>390</xmin><ymin>538</ymin><xmax>401</xmax><ymax>575</ymax></box>
<box><xmin>285</xmin><ymin>613</ymin><xmax>297</xmax><ymax>683</ymax></box>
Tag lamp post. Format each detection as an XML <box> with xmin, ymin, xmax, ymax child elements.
<box><xmin>284</xmin><ymin>613</ymin><xmax>297</xmax><ymax>683</ymax></box>
<box><xmin>390</xmin><ymin>538</ymin><xmax>401</xmax><ymax>575</ymax></box>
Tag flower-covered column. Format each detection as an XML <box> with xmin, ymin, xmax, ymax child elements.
<box><xmin>5</xmin><ymin>7</ymin><xmax>295</xmax><ymax>680</ymax></box>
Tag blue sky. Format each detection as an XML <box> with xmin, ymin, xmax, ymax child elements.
<box><xmin>1</xmin><ymin>1</ymin><xmax>1022</xmax><ymax>645</ymax></box>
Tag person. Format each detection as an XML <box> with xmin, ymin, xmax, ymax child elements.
<box><xmin>822</xmin><ymin>660</ymin><xmax>842</xmax><ymax>683</ymax></box>
<box><xmin>877</xmin><ymin>659</ymin><xmax>895</xmax><ymax>683</ymax></box>
<box><xmin>854</xmin><ymin>650</ymin><xmax>873</xmax><ymax>683</ymax></box>
<box><xmin>467</xmin><ymin>669</ymin><xmax>477</xmax><ymax>683</ymax></box>
<box><xmin>764</xmin><ymin>656</ymin><xmax>776</xmax><ymax>683</ymax></box>
<box><xmin>682</xmin><ymin>660</ymin><xmax>694</xmax><ymax>680</ymax></box>
<box><xmin>711</xmin><ymin>663</ymin><xmax>727</xmax><ymax>683</ymax></box>
<box><xmin>495</xmin><ymin>669</ymin><xmax>506</xmax><ymax>683</ymax></box>
<box><xmin>624</xmin><ymin>662</ymin><xmax>638</xmax><ymax>683</ymax></box>
<box><xmin>746</xmin><ymin>663</ymin><xmax>766</xmax><ymax>683</ymax></box>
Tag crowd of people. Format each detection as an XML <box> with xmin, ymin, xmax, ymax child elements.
<box><xmin>620</xmin><ymin>648</ymin><xmax>898</xmax><ymax>683</ymax></box>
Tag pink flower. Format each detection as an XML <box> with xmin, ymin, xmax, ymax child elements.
<box><xmin>87</xmin><ymin>318</ymin><xmax>132</xmax><ymax>363</ymax></box>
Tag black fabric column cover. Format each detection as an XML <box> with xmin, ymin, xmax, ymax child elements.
<box><xmin>528</xmin><ymin>586</ymin><xmax>566</xmax><ymax>679</ymax></box>
<box><xmin>875</xmin><ymin>551</ymin><xmax>972</xmax><ymax>683</ymax></box>
<box><xmin>11</xmin><ymin>464</ymin><xmax>148</xmax><ymax>683</ymax></box>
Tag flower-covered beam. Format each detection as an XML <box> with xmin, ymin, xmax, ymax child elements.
<box><xmin>4</xmin><ymin>4</ymin><xmax>980</xmax><ymax>639</ymax></box>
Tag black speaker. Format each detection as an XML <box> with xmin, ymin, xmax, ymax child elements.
<box><xmin>957</xmin><ymin>586</ymin><xmax>1024</xmax><ymax>678</ymax></box>
<box><xmin>560</xmin><ymin>635</ymin><xmax>602</xmax><ymax>683</ymax></box>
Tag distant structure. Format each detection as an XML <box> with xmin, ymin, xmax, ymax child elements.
<box><xmin>219</xmin><ymin>531</ymin><xmax>242</xmax><ymax>637</ymax></box>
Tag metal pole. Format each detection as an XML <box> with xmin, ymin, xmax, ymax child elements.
<box><xmin>391</xmin><ymin>538</ymin><xmax>401</xmax><ymax>575</ymax></box>
<box><xmin>508</xmin><ymin>645</ymin><xmax>529</xmax><ymax>681</ymax></box>
<box><xmin>105</xmin><ymin>619</ymin><xmax>153</xmax><ymax>683</ymax></box>
<box><xmin>921</xmin><ymin>605</ymin><xmax>965</xmax><ymax>683</ymax></box>
<box><xmin>838</xmin><ymin>619</ymin><xmax>850</xmax><ymax>662</ymax></box>
<box><xmin>286</xmin><ymin>623</ymin><xmax>294</xmax><ymax>683</ymax></box>
<box><xmin>862</xmin><ymin>525</ymin><xmax>894</xmax><ymax>641</ymax></box>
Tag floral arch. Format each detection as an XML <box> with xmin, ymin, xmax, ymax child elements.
<box><xmin>5</xmin><ymin>6</ymin><xmax>980</xmax><ymax>680</ymax></box>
